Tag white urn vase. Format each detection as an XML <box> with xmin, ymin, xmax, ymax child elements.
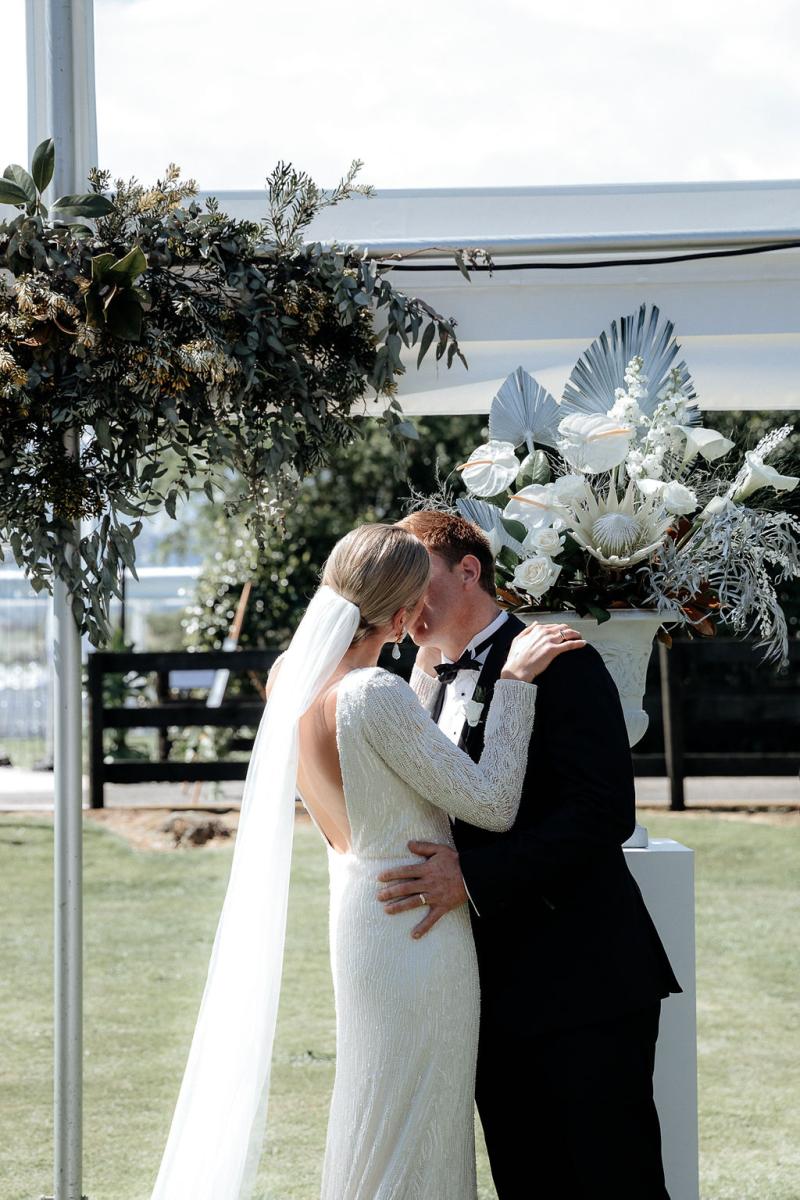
<box><xmin>517</xmin><ymin>609</ymin><xmax>672</xmax><ymax>849</ymax></box>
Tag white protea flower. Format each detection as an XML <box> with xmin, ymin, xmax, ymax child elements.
<box><xmin>504</xmin><ymin>483</ymin><xmax>566</xmax><ymax>531</ymax></box>
<box><xmin>678</xmin><ymin>425</ymin><xmax>735</xmax><ymax>464</ymax></box>
<box><xmin>512</xmin><ymin>555</ymin><xmax>562</xmax><ymax>598</ymax></box>
<box><xmin>568</xmin><ymin>481</ymin><xmax>672</xmax><ymax>568</ymax></box>
<box><xmin>459</xmin><ymin>440</ymin><xmax>519</xmax><ymax>497</ymax></box>
<box><xmin>557</xmin><ymin>412</ymin><xmax>635</xmax><ymax>474</ymax></box>
<box><xmin>730</xmin><ymin>452</ymin><xmax>799</xmax><ymax>502</ymax></box>
<box><xmin>636</xmin><ymin>478</ymin><xmax>698</xmax><ymax>515</ymax></box>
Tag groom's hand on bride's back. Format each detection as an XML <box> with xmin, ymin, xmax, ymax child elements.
<box><xmin>377</xmin><ymin>842</ymin><xmax>467</xmax><ymax>938</ymax></box>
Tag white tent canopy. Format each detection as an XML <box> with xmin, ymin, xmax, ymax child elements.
<box><xmin>206</xmin><ymin>181</ymin><xmax>800</xmax><ymax>415</ymax></box>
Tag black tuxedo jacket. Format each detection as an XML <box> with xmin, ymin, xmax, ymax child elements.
<box><xmin>440</xmin><ymin>614</ymin><xmax>681</xmax><ymax>1034</ymax></box>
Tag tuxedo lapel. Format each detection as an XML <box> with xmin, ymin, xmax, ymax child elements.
<box><xmin>459</xmin><ymin>615</ymin><xmax>524</xmax><ymax>756</ymax></box>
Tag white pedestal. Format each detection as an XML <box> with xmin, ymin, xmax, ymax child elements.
<box><xmin>624</xmin><ymin>839</ymin><xmax>699</xmax><ymax>1200</ymax></box>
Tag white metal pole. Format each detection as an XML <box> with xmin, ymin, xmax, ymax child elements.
<box><xmin>27</xmin><ymin>2</ymin><xmax>98</xmax><ymax>1197</ymax></box>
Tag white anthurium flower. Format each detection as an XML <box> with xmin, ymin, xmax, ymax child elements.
<box><xmin>557</xmin><ymin>412</ymin><xmax>636</xmax><ymax>474</ymax></box>
<box><xmin>550</xmin><ymin>473</ymin><xmax>592</xmax><ymax>508</ymax></box>
<box><xmin>568</xmin><ymin>481</ymin><xmax>672</xmax><ymax>568</ymax></box>
<box><xmin>512</xmin><ymin>555</ymin><xmax>562</xmax><ymax>598</ymax></box>
<box><xmin>522</xmin><ymin>525</ymin><xmax>566</xmax><ymax>557</ymax></box>
<box><xmin>678</xmin><ymin>425</ymin><xmax>736</xmax><ymax>464</ymax></box>
<box><xmin>731</xmin><ymin>452</ymin><xmax>800</xmax><ymax>502</ymax></box>
<box><xmin>504</xmin><ymin>483</ymin><xmax>566</xmax><ymax>531</ymax></box>
<box><xmin>459</xmin><ymin>440</ymin><xmax>519</xmax><ymax>497</ymax></box>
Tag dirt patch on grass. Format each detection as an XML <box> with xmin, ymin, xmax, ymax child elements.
<box><xmin>83</xmin><ymin>805</ymin><xmax>317</xmax><ymax>851</ymax></box>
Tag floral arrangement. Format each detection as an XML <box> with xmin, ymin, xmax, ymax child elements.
<box><xmin>0</xmin><ymin>141</ymin><xmax>464</xmax><ymax>645</ymax></box>
<box><xmin>449</xmin><ymin>305</ymin><xmax>799</xmax><ymax>666</ymax></box>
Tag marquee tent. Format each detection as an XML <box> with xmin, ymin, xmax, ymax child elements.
<box><xmin>210</xmin><ymin>181</ymin><xmax>800</xmax><ymax>415</ymax></box>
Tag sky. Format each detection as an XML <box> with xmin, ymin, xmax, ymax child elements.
<box><xmin>3</xmin><ymin>0</ymin><xmax>800</xmax><ymax>194</ymax></box>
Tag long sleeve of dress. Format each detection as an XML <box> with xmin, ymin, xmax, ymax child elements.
<box><xmin>357</xmin><ymin>669</ymin><xmax>536</xmax><ymax>833</ymax></box>
<box><xmin>408</xmin><ymin>663</ymin><xmax>442</xmax><ymax>714</ymax></box>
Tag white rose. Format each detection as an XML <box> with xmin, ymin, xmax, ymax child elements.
<box><xmin>523</xmin><ymin>526</ymin><xmax>565</xmax><ymax>557</ymax></box>
<box><xmin>512</xmin><ymin>555</ymin><xmax>562</xmax><ymax>599</ymax></box>
<box><xmin>661</xmin><ymin>480</ymin><xmax>699</xmax><ymax>515</ymax></box>
<box><xmin>550</xmin><ymin>473</ymin><xmax>590</xmax><ymax>507</ymax></box>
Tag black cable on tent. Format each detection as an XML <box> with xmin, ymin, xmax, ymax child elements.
<box><xmin>379</xmin><ymin>239</ymin><xmax>800</xmax><ymax>271</ymax></box>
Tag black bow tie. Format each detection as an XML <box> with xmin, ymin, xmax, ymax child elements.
<box><xmin>434</xmin><ymin>631</ymin><xmax>498</xmax><ymax>685</ymax></box>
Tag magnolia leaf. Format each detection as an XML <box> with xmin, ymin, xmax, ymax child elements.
<box><xmin>105</xmin><ymin>245</ymin><xmax>147</xmax><ymax>286</ymax></box>
<box><xmin>91</xmin><ymin>253</ymin><xmax>116</xmax><ymax>282</ymax></box>
<box><xmin>0</xmin><ymin>178</ymin><xmax>30</xmax><ymax>207</ymax></box>
<box><xmin>105</xmin><ymin>292</ymin><xmax>143</xmax><ymax>341</ymax></box>
<box><xmin>3</xmin><ymin>164</ymin><xmax>37</xmax><ymax>205</ymax></box>
<box><xmin>517</xmin><ymin>450</ymin><xmax>550</xmax><ymax>488</ymax></box>
<box><xmin>52</xmin><ymin>193</ymin><xmax>116</xmax><ymax>217</ymax></box>
<box><xmin>500</xmin><ymin>516</ymin><xmax>528</xmax><ymax>543</ymax></box>
<box><xmin>31</xmin><ymin>138</ymin><xmax>55</xmax><ymax>193</ymax></box>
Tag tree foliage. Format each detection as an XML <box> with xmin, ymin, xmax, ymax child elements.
<box><xmin>163</xmin><ymin>414</ymin><xmax>484</xmax><ymax>658</ymax></box>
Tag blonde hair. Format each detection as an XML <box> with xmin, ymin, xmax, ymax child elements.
<box><xmin>322</xmin><ymin>524</ymin><xmax>430</xmax><ymax>644</ymax></box>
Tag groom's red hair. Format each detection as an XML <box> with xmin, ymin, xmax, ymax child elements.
<box><xmin>396</xmin><ymin>510</ymin><xmax>496</xmax><ymax>598</ymax></box>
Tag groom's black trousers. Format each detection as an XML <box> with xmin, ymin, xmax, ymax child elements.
<box><xmin>475</xmin><ymin>1000</ymin><xmax>670</xmax><ymax>1200</ymax></box>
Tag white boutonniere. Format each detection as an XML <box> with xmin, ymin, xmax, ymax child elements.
<box><xmin>464</xmin><ymin>684</ymin><xmax>488</xmax><ymax>728</ymax></box>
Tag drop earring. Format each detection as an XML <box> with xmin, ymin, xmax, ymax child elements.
<box><xmin>392</xmin><ymin>629</ymin><xmax>404</xmax><ymax>660</ymax></box>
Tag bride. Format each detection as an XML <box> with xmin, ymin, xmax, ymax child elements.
<box><xmin>149</xmin><ymin>523</ymin><xmax>584</xmax><ymax>1200</ymax></box>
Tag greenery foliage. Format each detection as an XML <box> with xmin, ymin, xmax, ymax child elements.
<box><xmin>164</xmin><ymin>414</ymin><xmax>483</xmax><ymax>649</ymax></box>
<box><xmin>0</xmin><ymin>141</ymin><xmax>465</xmax><ymax>646</ymax></box>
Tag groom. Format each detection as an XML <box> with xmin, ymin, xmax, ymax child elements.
<box><xmin>378</xmin><ymin>510</ymin><xmax>681</xmax><ymax>1199</ymax></box>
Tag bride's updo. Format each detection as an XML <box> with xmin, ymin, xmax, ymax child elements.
<box><xmin>322</xmin><ymin>524</ymin><xmax>430</xmax><ymax>644</ymax></box>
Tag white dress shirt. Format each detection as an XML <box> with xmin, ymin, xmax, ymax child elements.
<box><xmin>435</xmin><ymin>610</ymin><xmax>509</xmax><ymax>919</ymax></box>
<box><xmin>436</xmin><ymin>610</ymin><xmax>509</xmax><ymax>744</ymax></box>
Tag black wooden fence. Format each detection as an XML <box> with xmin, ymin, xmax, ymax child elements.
<box><xmin>86</xmin><ymin>649</ymin><xmax>278</xmax><ymax>809</ymax></box>
<box><xmin>87</xmin><ymin>640</ymin><xmax>799</xmax><ymax>810</ymax></box>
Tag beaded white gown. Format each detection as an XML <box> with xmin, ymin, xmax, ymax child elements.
<box><xmin>313</xmin><ymin>664</ymin><xmax>537</xmax><ymax>1200</ymax></box>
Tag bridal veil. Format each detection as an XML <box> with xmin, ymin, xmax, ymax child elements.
<box><xmin>149</xmin><ymin>584</ymin><xmax>360</xmax><ymax>1200</ymax></box>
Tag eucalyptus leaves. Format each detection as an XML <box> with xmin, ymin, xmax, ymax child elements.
<box><xmin>453</xmin><ymin>305</ymin><xmax>800</xmax><ymax>665</ymax></box>
<box><xmin>0</xmin><ymin>141</ymin><xmax>464</xmax><ymax>645</ymax></box>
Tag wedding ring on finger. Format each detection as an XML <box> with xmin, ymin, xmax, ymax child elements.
<box><xmin>419</xmin><ymin>893</ymin><xmax>427</xmax><ymax>907</ymax></box>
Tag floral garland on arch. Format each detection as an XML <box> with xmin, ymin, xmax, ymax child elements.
<box><xmin>0</xmin><ymin>141</ymin><xmax>466</xmax><ymax>646</ymax></box>
<box><xmin>448</xmin><ymin>305</ymin><xmax>800</xmax><ymax>667</ymax></box>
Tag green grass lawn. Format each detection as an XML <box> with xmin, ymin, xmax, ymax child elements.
<box><xmin>2</xmin><ymin>812</ymin><xmax>798</xmax><ymax>1200</ymax></box>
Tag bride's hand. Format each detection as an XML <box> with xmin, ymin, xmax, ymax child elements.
<box><xmin>500</xmin><ymin>622</ymin><xmax>585</xmax><ymax>683</ymax></box>
<box><xmin>413</xmin><ymin>644</ymin><xmax>442</xmax><ymax>678</ymax></box>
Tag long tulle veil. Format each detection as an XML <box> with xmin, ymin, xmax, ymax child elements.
<box><xmin>149</xmin><ymin>584</ymin><xmax>360</xmax><ymax>1200</ymax></box>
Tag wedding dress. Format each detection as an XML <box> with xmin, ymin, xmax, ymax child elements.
<box><xmin>315</xmin><ymin>663</ymin><xmax>537</xmax><ymax>1200</ymax></box>
<box><xmin>148</xmin><ymin>584</ymin><xmax>536</xmax><ymax>1200</ymax></box>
